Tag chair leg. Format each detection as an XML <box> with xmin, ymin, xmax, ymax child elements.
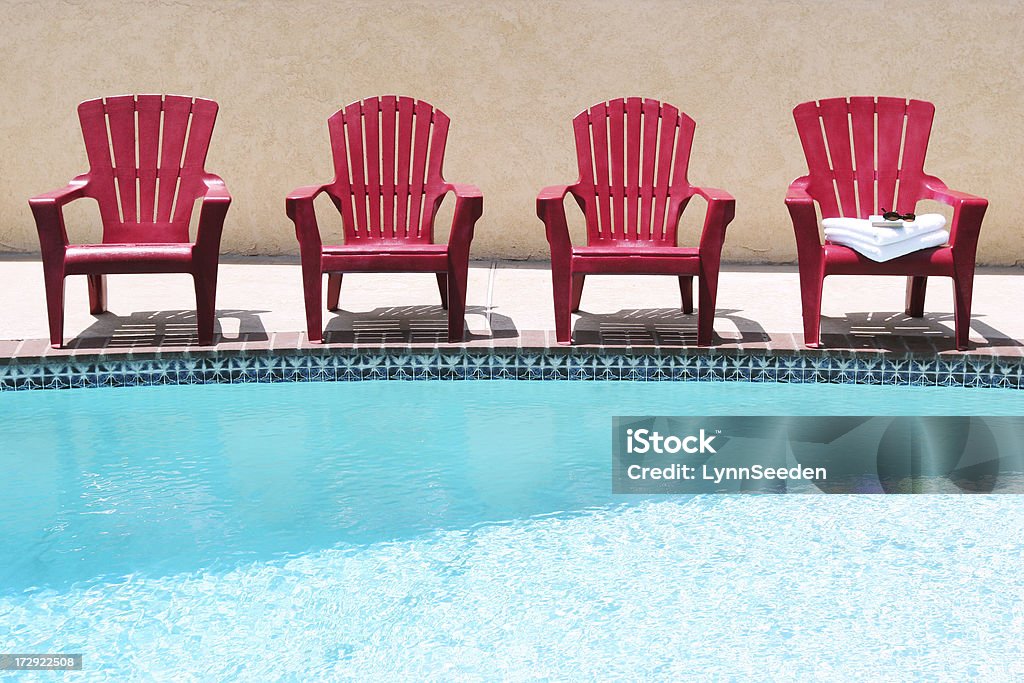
<box><xmin>88</xmin><ymin>274</ymin><xmax>107</xmax><ymax>314</ymax></box>
<box><xmin>436</xmin><ymin>273</ymin><xmax>449</xmax><ymax>310</ymax></box>
<box><xmin>552</xmin><ymin>260</ymin><xmax>573</xmax><ymax>345</ymax></box>
<box><xmin>446</xmin><ymin>262</ymin><xmax>468</xmax><ymax>343</ymax></box>
<box><xmin>326</xmin><ymin>273</ymin><xmax>343</xmax><ymax>311</ymax></box>
<box><xmin>302</xmin><ymin>261</ymin><xmax>324</xmax><ymax>343</ymax></box>
<box><xmin>193</xmin><ymin>270</ymin><xmax>218</xmax><ymax>346</ymax></box>
<box><xmin>43</xmin><ymin>267</ymin><xmax>66</xmax><ymax>349</ymax></box>
<box><xmin>568</xmin><ymin>274</ymin><xmax>586</xmax><ymax>312</ymax></box>
<box><xmin>696</xmin><ymin>271</ymin><xmax>719</xmax><ymax>347</ymax></box>
<box><xmin>953</xmin><ymin>271</ymin><xmax>975</xmax><ymax>351</ymax></box>
<box><xmin>679</xmin><ymin>275</ymin><xmax>694</xmax><ymax>314</ymax></box>
<box><xmin>799</xmin><ymin>267</ymin><xmax>824</xmax><ymax>348</ymax></box>
<box><xmin>905</xmin><ymin>276</ymin><xmax>927</xmax><ymax>317</ymax></box>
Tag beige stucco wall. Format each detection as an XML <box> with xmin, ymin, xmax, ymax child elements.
<box><xmin>2</xmin><ymin>0</ymin><xmax>1022</xmax><ymax>264</ymax></box>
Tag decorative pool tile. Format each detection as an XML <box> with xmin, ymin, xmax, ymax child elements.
<box><xmin>466</xmin><ymin>354</ymin><xmax>492</xmax><ymax>380</ymax></box>
<box><xmin>387</xmin><ymin>366</ymin><xmax>413</xmax><ymax>380</ymax></box>
<box><xmin>0</xmin><ymin>348</ymin><xmax>1022</xmax><ymax>392</ymax></box>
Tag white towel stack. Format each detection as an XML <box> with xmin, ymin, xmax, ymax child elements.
<box><xmin>821</xmin><ymin>213</ymin><xmax>948</xmax><ymax>262</ymax></box>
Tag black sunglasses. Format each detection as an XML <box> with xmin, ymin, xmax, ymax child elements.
<box><xmin>881</xmin><ymin>208</ymin><xmax>916</xmax><ymax>222</ymax></box>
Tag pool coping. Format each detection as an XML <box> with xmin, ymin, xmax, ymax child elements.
<box><xmin>1</xmin><ymin>340</ymin><xmax>1021</xmax><ymax>391</ymax></box>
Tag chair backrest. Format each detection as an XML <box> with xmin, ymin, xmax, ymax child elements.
<box><xmin>573</xmin><ymin>98</ymin><xmax>697</xmax><ymax>246</ymax></box>
<box><xmin>78</xmin><ymin>94</ymin><xmax>218</xmax><ymax>243</ymax></box>
<box><xmin>325</xmin><ymin>96</ymin><xmax>450</xmax><ymax>244</ymax></box>
<box><xmin>793</xmin><ymin>97</ymin><xmax>935</xmax><ymax>219</ymax></box>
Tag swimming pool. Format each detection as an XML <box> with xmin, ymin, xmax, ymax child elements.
<box><xmin>2</xmin><ymin>381</ymin><xmax>1023</xmax><ymax>679</ymax></box>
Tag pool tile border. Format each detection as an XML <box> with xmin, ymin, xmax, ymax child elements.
<box><xmin>0</xmin><ymin>347</ymin><xmax>1021</xmax><ymax>391</ymax></box>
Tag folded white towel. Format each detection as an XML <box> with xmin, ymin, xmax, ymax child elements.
<box><xmin>825</xmin><ymin>228</ymin><xmax>949</xmax><ymax>262</ymax></box>
<box><xmin>821</xmin><ymin>213</ymin><xmax>946</xmax><ymax>245</ymax></box>
<box><xmin>824</xmin><ymin>225</ymin><xmax>939</xmax><ymax>247</ymax></box>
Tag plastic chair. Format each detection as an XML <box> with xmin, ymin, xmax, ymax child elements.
<box><xmin>28</xmin><ymin>95</ymin><xmax>231</xmax><ymax>348</ymax></box>
<box><xmin>537</xmin><ymin>98</ymin><xmax>735</xmax><ymax>345</ymax></box>
<box><xmin>787</xmin><ymin>97</ymin><xmax>988</xmax><ymax>350</ymax></box>
<box><xmin>287</xmin><ymin>96</ymin><xmax>483</xmax><ymax>343</ymax></box>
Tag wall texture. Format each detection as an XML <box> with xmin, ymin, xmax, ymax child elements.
<box><xmin>2</xmin><ymin>0</ymin><xmax>1022</xmax><ymax>264</ymax></box>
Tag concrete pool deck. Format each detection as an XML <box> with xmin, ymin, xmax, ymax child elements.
<box><xmin>0</xmin><ymin>256</ymin><xmax>1022</xmax><ymax>361</ymax></box>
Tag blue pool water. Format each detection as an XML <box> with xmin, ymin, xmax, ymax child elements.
<box><xmin>2</xmin><ymin>381</ymin><xmax>1023</xmax><ymax>680</ymax></box>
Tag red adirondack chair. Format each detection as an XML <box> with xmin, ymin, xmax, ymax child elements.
<box><xmin>29</xmin><ymin>95</ymin><xmax>231</xmax><ymax>348</ymax></box>
<box><xmin>787</xmin><ymin>97</ymin><xmax>988</xmax><ymax>350</ymax></box>
<box><xmin>287</xmin><ymin>96</ymin><xmax>483</xmax><ymax>343</ymax></box>
<box><xmin>537</xmin><ymin>98</ymin><xmax>736</xmax><ymax>346</ymax></box>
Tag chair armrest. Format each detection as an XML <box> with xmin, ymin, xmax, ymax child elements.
<box><xmin>786</xmin><ymin>176</ymin><xmax>823</xmax><ymax>269</ymax></box>
<box><xmin>785</xmin><ymin>176</ymin><xmax>816</xmax><ymax>206</ymax></box>
<box><xmin>201</xmin><ymin>174</ymin><xmax>232</xmax><ymax>202</ymax></box>
<box><xmin>286</xmin><ymin>184</ymin><xmax>329</xmax><ymax>249</ymax></box>
<box><xmin>445</xmin><ymin>183</ymin><xmax>483</xmax><ymax>251</ymax></box>
<box><xmin>28</xmin><ymin>177</ymin><xmax>91</xmax><ymax>253</ymax></box>
<box><xmin>921</xmin><ymin>175</ymin><xmax>988</xmax><ymax>208</ymax></box>
<box><xmin>786</xmin><ymin>177</ymin><xmax>821</xmax><ymax>238</ymax></box>
<box><xmin>537</xmin><ymin>184</ymin><xmax>573</xmax><ymax>203</ymax></box>
<box><xmin>447</xmin><ymin>182</ymin><xmax>483</xmax><ymax>200</ymax></box>
<box><xmin>921</xmin><ymin>175</ymin><xmax>987</xmax><ymax>257</ymax></box>
<box><xmin>194</xmin><ymin>174</ymin><xmax>232</xmax><ymax>256</ymax></box>
<box><xmin>536</xmin><ymin>184</ymin><xmax>575</xmax><ymax>256</ymax></box>
<box><xmin>693</xmin><ymin>185</ymin><xmax>735</xmax><ymax>205</ymax></box>
<box><xmin>286</xmin><ymin>184</ymin><xmax>328</xmax><ymax>216</ymax></box>
<box><xmin>29</xmin><ymin>178</ymin><xmax>89</xmax><ymax>208</ymax></box>
<box><xmin>691</xmin><ymin>185</ymin><xmax>736</xmax><ymax>254</ymax></box>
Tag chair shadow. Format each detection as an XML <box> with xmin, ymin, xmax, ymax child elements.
<box><xmin>572</xmin><ymin>308</ymin><xmax>770</xmax><ymax>347</ymax></box>
<box><xmin>820</xmin><ymin>311</ymin><xmax>1022</xmax><ymax>352</ymax></box>
<box><xmin>74</xmin><ymin>309</ymin><xmax>271</xmax><ymax>349</ymax></box>
<box><xmin>322</xmin><ymin>305</ymin><xmax>518</xmax><ymax>344</ymax></box>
